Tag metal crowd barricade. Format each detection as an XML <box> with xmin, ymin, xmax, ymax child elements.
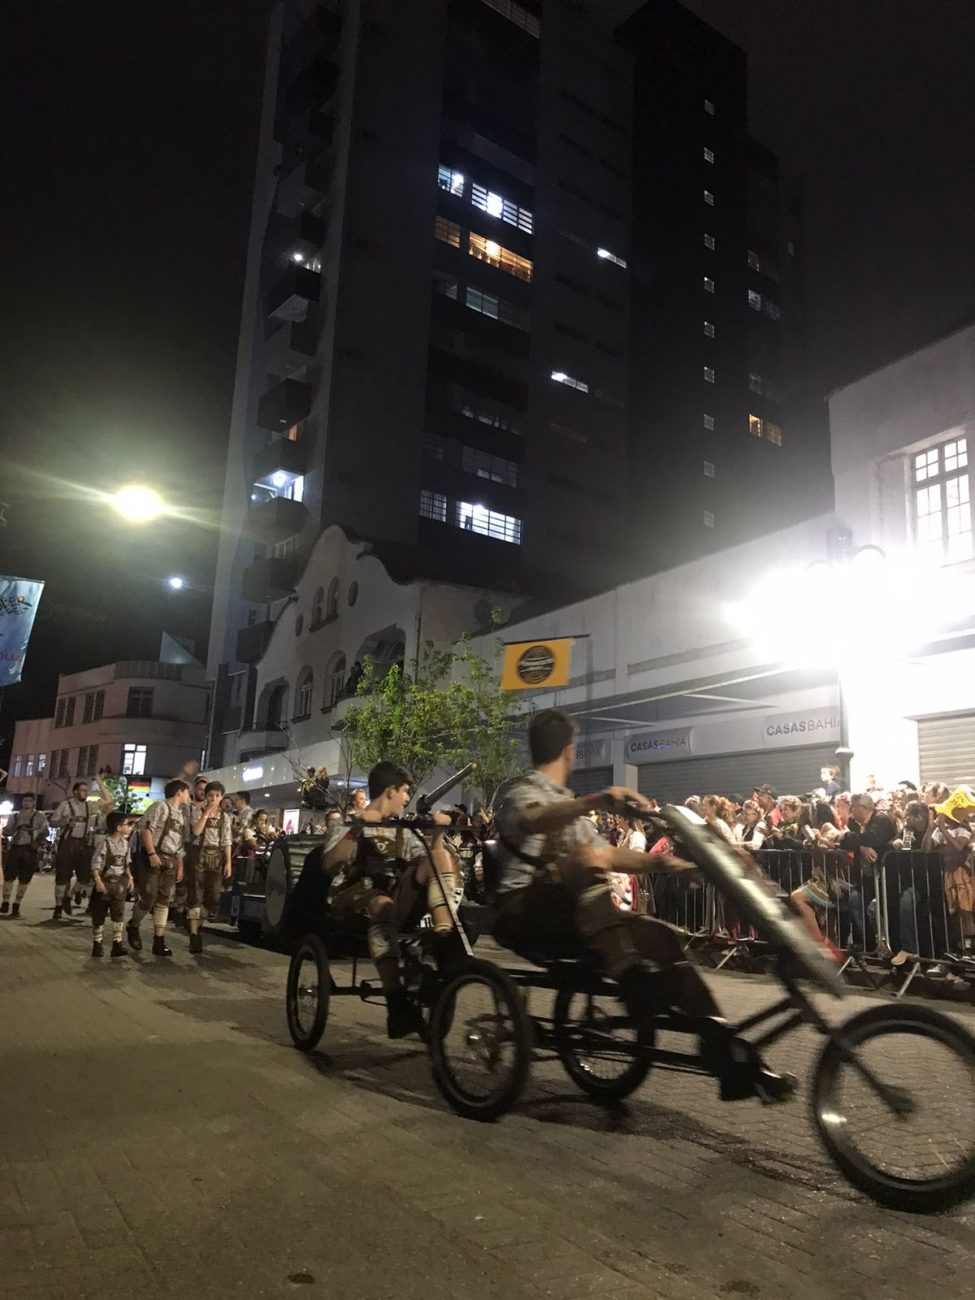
<box><xmin>877</xmin><ymin>849</ymin><xmax>974</xmax><ymax>997</ymax></box>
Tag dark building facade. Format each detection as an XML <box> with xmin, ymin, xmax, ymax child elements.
<box><xmin>207</xmin><ymin>0</ymin><xmax>824</xmax><ymax>744</ymax></box>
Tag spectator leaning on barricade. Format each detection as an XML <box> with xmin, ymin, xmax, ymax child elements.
<box><xmin>734</xmin><ymin>799</ymin><xmax>766</xmax><ymax>849</ymax></box>
<box><xmin>930</xmin><ymin>787</ymin><xmax>975</xmax><ymax>959</ymax></box>
<box><xmin>837</xmin><ymin>793</ymin><xmax>898</xmax><ymax>950</ymax></box>
<box><xmin>753</xmin><ymin>785</ymin><xmax>782</xmax><ymax>828</ymax></box>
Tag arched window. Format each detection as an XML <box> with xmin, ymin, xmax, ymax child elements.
<box><xmin>311</xmin><ymin>586</ymin><xmax>325</xmax><ymax>627</ymax></box>
<box><xmin>325</xmin><ymin>652</ymin><xmax>347</xmax><ymax>709</ymax></box>
<box><xmin>265</xmin><ymin>684</ymin><xmax>288</xmax><ymax>729</ymax></box>
<box><xmin>326</xmin><ymin>577</ymin><xmax>340</xmax><ymax>620</ymax></box>
<box><xmin>294</xmin><ymin>667</ymin><xmax>313</xmax><ymax>720</ymax></box>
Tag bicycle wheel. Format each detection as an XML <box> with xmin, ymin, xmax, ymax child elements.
<box><xmin>553</xmin><ymin>985</ymin><xmax>654</xmax><ymax>1102</ymax></box>
<box><xmin>812</xmin><ymin>1002</ymin><xmax>975</xmax><ymax>1212</ymax></box>
<box><xmin>286</xmin><ymin>934</ymin><xmax>331</xmax><ymax>1052</ymax></box>
<box><xmin>428</xmin><ymin>960</ymin><xmax>532</xmax><ymax>1121</ymax></box>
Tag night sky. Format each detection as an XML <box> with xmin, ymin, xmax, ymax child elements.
<box><xmin>2</xmin><ymin>0</ymin><xmax>974</xmax><ymax>739</ymax></box>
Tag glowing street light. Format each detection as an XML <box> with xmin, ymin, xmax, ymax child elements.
<box><xmin>110</xmin><ymin>485</ymin><xmax>166</xmax><ymax>523</ymax></box>
<box><xmin>166</xmin><ymin>575</ymin><xmax>185</xmax><ymax>591</ymax></box>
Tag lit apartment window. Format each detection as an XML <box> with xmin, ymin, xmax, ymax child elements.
<box><xmin>453</xmin><ymin>394</ymin><xmax>520</xmax><ymax>435</ymax></box>
<box><xmin>25</xmin><ymin>754</ymin><xmax>35</xmax><ymax>776</ymax></box>
<box><xmin>704</xmin><ymin>276</ymin><xmax>715</xmax><ymax>294</ymax></box>
<box><xmin>479</xmin><ymin>0</ymin><xmax>540</xmax><ymax>38</ymax></box>
<box><xmin>704</xmin><ymin>147</ymin><xmax>714</xmax><ymax>164</ymax></box>
<box><xmin>704</xmin><ymin>366</ymin><xmax>715</xmax><ymax>384</ymax></box>
<box><xmin>749</xmin><ymin>372</ymin><xmax>763</xmax><ymax>393</ymax></box>
<box><xmin>12</xmin><ymin>755</ymin><xmax>22</xmax><ymax>777</ymax></box>
<box><xmin>750</xmin><ymin>414</ymin><xmax>764</xmax><ymax>438</ymax></box>
<box><xmin>704</xmin><ymin>321</ymin><xmax>715</xmax><ymax>338</ymax></box>
<box><xmin>703</xmin><ymin>413</ymin><xmax>715</xmax><ymax>431</ymax></box>
<box><xmin>704</xmin><ymin>98</ymin><xmax>715</xmax><ymax>115</ymax></box>
<box><xmin>122</xmin><ymin>744</ymin><xmax>147</xmax><ymax>776</ymax></box>
<box><xmin>468</xmin><ymin>232</ymin><xmax>533</xmax><ymax>282</ymax></box>
<box><xmin>471</xmin><ymin>182</ymin><xmax>534</xmax><ymax>234</ymax></box>
<box><xmin>913</xmin><ymin>437</ymin><xmax>973</xmax><ymax>563</ymax></box>
<box><xmin>703</xmin><ymin>461</ymin><xmax>715</xmax><ymax>478</ymax></box>
<box><xmin>596</xmin><ymin>247</ymin><xmax>628</xmax><ymax>268</ymax></box>
<box><xmin>126</xmin><ymin>687</ymin><xmax>154</xmax><ymax>718</ymax></box>
<box><xmin>748</xmin><ymin>289</ymin><xmax>762</xmax><ymax>311</ymax></box>
<box><xmin>747</xmin><ymin>249</ymin><xmax>761</xmax><ymax>271</ymax></box>
<box><xmin>437</xmin><ymin>165</ymin><xmax>465</xmax><ymax>196</ymax></box>
<box><xmin>434</xmin><ymin>215</ymin><xmax>462</xmax><ymax>248</ymax></box>
<box><xmin>420</xmin><ymin>489</ymin><xmax>448</xmax><ymax>523</ymax></box>
<box><xmin>703</xmin><ymin>510</ymin><xmax>715</xmax><ymax>528</ymax></box>
<box><xmin>461</xmin><ymin>445</ymin><xmax>519</xmax><ymax>487</ymax></box>
<box><xmin>433</xmin><ymin>270</ymin><xmax>459</xmax><ymax>300</ymax></box>
<box><xmin>458</xmin><ymin>500</ymin><xmax>523</xmax><ymax>544</ymax></box>
<box><xmin>37</xmin><ymin>752</ymin><xmax>46</xmax><ymax>774</ymax></box>
<box><xmin>551</xmin><ymin>370</ymin><xmax>589</xmax><ymax>393</ymax></box>
<box><xmin>465</xmin><ymin>285</ymin><xmax>530</xmax><ymax>331</ymax></box>
<box><xmin>704</xmin><ymin>233</ymin><xmax>715</xmax><ymax>251</ymax></box>
<box><xmin>704</xmin><ymin>189</ymin><xmax>714</xmax><ymax>206</ymax></box>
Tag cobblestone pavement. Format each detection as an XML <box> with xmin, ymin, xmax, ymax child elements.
<box><xmin>1</xmin><ymin>878</ymin><xmax>973</xmax><ymax>1300</ymax></box>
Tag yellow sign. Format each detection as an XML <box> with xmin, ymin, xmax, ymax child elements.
<box><xmin>501</xmin><ymin>639</ymin><xmax>573</xmax><ymax>691</ymax></box>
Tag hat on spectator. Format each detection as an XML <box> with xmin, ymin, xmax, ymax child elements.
<box><xmin>754</xmin><ymin>783</ymin><xmax>779</xmax><ymax>799</ymax></box>
<box><xmin>933</xmin><ymin>786</ymin><xmax>975</xmax><ymax>819</ymax></box>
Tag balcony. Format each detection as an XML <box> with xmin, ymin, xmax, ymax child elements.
<box><xmin>241</xmin><ymin>555</ymin><xmax>299</xmax><ymax>602</ymax></box>
<box><xmin>254</xmin><ymin>436</ymin><xmax>307</xmax><ymax>487</ymax></box>
<box><xmin>283</xmin><ymin>55</ymin><xmax>339</xmax><ymax>117</ymax></box>
<box><xmin>285</xmin><ymin>210</ymin><xmax>325</xmax><ymax>264</ymax></box>
<box><xmin>237</xmin><ymin>725</ymin><xmax>289</xmax><ymax>760</ymax></box>
<box><xmin>236</xmin><ymin>619</ymin><xmax>275</xmax><ymax>665</ymax></box>
<box><xmin>266</xmin><ymin>266</ymin><xmax>321</xmax><ymax>321</ymax></box>
<box><xmin>256</xmin><ymin>376</ymin><xmax>312</xmax><ymax>431</ymax></box>
<box><xmin>247</xmin><ymin>495</ymin><xmax>309</xmax><ymax>544</ymax></box>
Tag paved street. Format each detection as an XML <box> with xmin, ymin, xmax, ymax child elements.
<box><xmin>1</xmin><ymin>877</ymin><xmax>973</xmax><ymax>1300</ymax></box>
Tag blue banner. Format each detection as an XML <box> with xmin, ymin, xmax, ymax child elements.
<box><xmin>0</xmin><ymin>576</ymin><xmax>45</xmax><ymax>687</ymax></box>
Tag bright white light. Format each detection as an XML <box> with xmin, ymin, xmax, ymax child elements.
<box><xmin>272</xmin><ymin>471</ymin><xmax>288</xmax><ymax>488</ymax></box>
<box><xmin>485</xmin><ymin>191</ymin><xmax>504</xmax><ymax>218</ymax></box>
<box><xmin>551</xmin><ymin>371</ymin><xmax>567</xmax><ymax>383</ymax></box>
<box><xmin>166</xmin><ymin>576</ymin><xmax>185</xmax><ymax>591</ymax></box>
<box><xmin>597</xmin><ymin>248</ymin><xmax>610</xmax><ymax>259</ymax></box>
<box><xmin>0</xmin><ymin>800</ymin><xmax>13</xmax><ymax>817</ymax></box>
<box><xmin>485</xmin><ymin>240</ymin><xmax>500</xmax><ymax>257</ymax></box>
<box><xmin>111</xmin><ymin>485</ymin><xmax>166</xmax><ymax>523</ymax></box>
<box><xmin>291</xmin><ymin>251</ymin><xmax>305</xmax><ymax>263</ymax></box>
<box><xmin>242</xmin><ymin>765</ymin><xmax>264</xmax><ymax>783</ymax></box>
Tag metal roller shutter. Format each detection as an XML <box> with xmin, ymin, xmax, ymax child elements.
<box><xmin>635</xmin><ymin>744</ymin><xmax>839</xmax><ymax>804</ymax></box>
<box><xmin>568</xmin><ymin>766</ymin><xmax>614</xmax><ymax>797</ymax></box>
<box><xmin>918</xmin><ymin>714</ymin><xmax>975</xmax><ymax>787</ymax></box>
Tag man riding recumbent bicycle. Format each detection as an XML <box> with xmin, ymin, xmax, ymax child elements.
<box><xmin>284</xmin><ymin>725</ymin><xmax>975</xmax><ymax>1213</ymax></box>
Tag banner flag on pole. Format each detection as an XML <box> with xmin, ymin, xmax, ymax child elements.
<box><xmin>0</xmin><ymin>576</ymin><xmax>45</xmax><ymax>686</ymax></box>
<box><xmin>501</xmin><ymin>638</ymin><xmax>573</xmax><ymax>691</ymax></box>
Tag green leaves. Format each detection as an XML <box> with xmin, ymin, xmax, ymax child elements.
<box><xmin>339</xmin><ymin>637</ymin><xmax>524</xmax><ymax>808</ymax></box>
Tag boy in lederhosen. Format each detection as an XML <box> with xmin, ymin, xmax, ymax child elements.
<box><xmin>127</xmin><ymin>779</ymin><xmax>190</xmax><ymax>957</ymax></box>
<box><xmin>186</xmin><ymin>781</ymin><xmax>233</xmax><ymax>954</ymax></box>
<box><xmin>173</xmin><ymin>775</ymin><xmax>208</xmax><ymax>932</ymax></box>
<box><xmin>2</xmin><ymin>795</ymin><xmax>48</xmax><ymax>916</ymax></box>
<box><xmin>90</xmin><ymin>812</ymin><xmax>134</xmax><ymax>958</ymax></box>
<box><xmin>52</xmin><ymin>782</ymin><xmax>95</xmax><ymax>919</ymax></box>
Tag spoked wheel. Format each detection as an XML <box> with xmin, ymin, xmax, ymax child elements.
<box><xmin>428</xmin><ymin>960</ymin><xmax>532</xmax><ymax>1121</ymax></box>
<box><xmin>553</xmin><ymin>985</ymin><xmax>654</xmax><ymax>1102</ymax></box>
<box><xmin>286</xmin><ymin>934</ymin><xmax>331</xmax><ymax>1052</ymax></box>
<box><xmin>812</xmin><ymin>1002</ymin><xmax>975</xmax><ymax>1212</ymax></box>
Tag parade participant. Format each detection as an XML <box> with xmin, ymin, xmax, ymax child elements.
<box><xmin>231</xmin><ymin>791</ymin><xmax>254</xmax><ymax>846</ymax></box>
<box><xmin>186</xmin><ymin>781</ymin><xmax>233</xmax><ymax>954</ymax></box>
<box><xmin>493</xmin><ymin>709</ymin><xmax>796</xmax><ymax>1104</ymax></box>
<box><xmin>322</xmin><ymin>761</ymin><xmax>460</xmax><ymax>1039</ymax></box>
<box><xmin>127</xmin><ymin>779</ymin><xmax>190</xmax><ymax>956</ymax></box>
<box><xmin>52</xmin><ymin>781</ymin><xmax>96</xmax><ymax>919</ymax></box>
<box><xmin>1</xmin><ymin>794</ymin><xmax>48</xmax><ymax>916</ymax></box>
<box><xmin>173</xmin><ymin>776</ymin><xmax>208</xmax><ymax>931</ymax></box>
<box><xmin>90</xmin><ymin>812</ymin><xmax>135</xmax><ymax>958</ymax></box>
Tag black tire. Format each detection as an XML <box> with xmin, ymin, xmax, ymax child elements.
<box><xmin>286</xmin><ymin>934</ymin><xmax>331</xmax><ymax>1052</ymax></box>
<box><xmin>812</xmin><ymin>1002</ymin><xmax>975</xmax><ymax>1213</ymax></box>
<box><xmin>428</xmin><ymin>960</ymin><xmax>532</xmax><ymax>1121</ymax></box>
<box><xmin>553</xmin><ymin>985</ymin><xmax>654</xmax><ymax>1102</ymax></box>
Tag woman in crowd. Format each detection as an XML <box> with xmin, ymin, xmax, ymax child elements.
<box><xmin>734</xmin><ymin>799</ymin><xmax>767</xmax><ymax>849</ymax></box>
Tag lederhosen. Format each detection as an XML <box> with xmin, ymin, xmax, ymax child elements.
<box><xmin>187</xmin><ymin>812</ymin><xmax>231</xmax><ymax>912</ymax></box>
<box><xmin>176</xmin><ymin>802</ymin><xmax>205</xmax><ymax>909</ymax></box>
<box><xmin>55</xmin><ymin>800</ymin><xmax>94</xmax><ymax>886</ymax></box>
<box><xmin>91</xmin><ymin>841</ymin><xmax>130</xmax><ymax>925</ymax></box>
<box><xmin>4</xmin><ymin>812</ymin><xmax>45</xmax><ymax>883</ymax></box>
<box><xmin>330</xmin><ymin>826</ymin><xmax>425</xmax><ymax>929</ymax></box>
<box><xmin>137</xmin><ymin>803</ymin><xmax>181</xmax><ymax>912</ymax></box>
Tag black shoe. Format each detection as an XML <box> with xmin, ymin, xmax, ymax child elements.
<box><xmin>385</xmin><ymin>989</ymin><xmax>425</xmax><ymax>1040</ymax></box>
<box><xmin>11</xmin><ymin>903</ymin><xmax>20</xmax><ymax>918</ymax></box>
<box><xmin>189</xmin><ymin>932</ymin><xmax>203</xmax><ymax>955</ymax></box>
<box><xmin>74</xmin><ymin>890</ymin><xmax>84</xmax><ymax>907</ymax></box>
<box><xmin>126</xmin><ymin>924</ymin><xmax>142</xmax><ymax>951</ymax></box>
<box><xmin>61</xmin><ymin>895</ymin><xmax>73</xmax><ymax>916</ymax></box>
<box><xmin>618</xmin><ymin>961</ymin><xmax>667</xmax><ymax>1033</ymax></box>
<box><xmin>0</xmin><ymin>901</ymin><xmax>9</xmax><ymax>915</ymax></box>
<box><xmin>700</xmin><ymin>1023</ymin><xmax>799</xmax><ymax>1105</ymax></box>
<box><xmin>152</xmin><ymin>936</ymin><xmax>172</xmax><ymax>957</ymax></box>
<box><xmin>91</xmin><ymin>940</ymin><xmax>104</xmax><ymax>958</ymax></box>
<box><xmin>111</xmin><ymin>941</ymin><xmax>127</xmax><ymax>958</ymax></box>
<box><xmin>432</xmin><ymin>930</ymin><xmax>467</xmax><ymax>977</ymax></box>
<box><xmin>53</xmin><ymin>905</ymin><xmax>63</xmax><ymax>920</ymax></box>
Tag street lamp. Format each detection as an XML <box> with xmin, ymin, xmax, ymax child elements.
<box><xmin>110</xmin><ymin>485</ymin><xmax>166</xmax><ymax>523</ymax></box>
<box><xmin>166</xmin><ymin>575</ymin><xmax>185</xmax><ymax>591</ymax></box>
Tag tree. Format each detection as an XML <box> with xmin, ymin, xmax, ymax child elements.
<box><xmin>339</xmin><ymin>635</ymin><xmax>525</xmax><ymax>809</ymax></box>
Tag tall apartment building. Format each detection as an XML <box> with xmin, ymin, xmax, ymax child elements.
<box><xmin>207</xmin><ymin>0</ymin><xmax>821</xmax><ymax>758</ymax></box>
